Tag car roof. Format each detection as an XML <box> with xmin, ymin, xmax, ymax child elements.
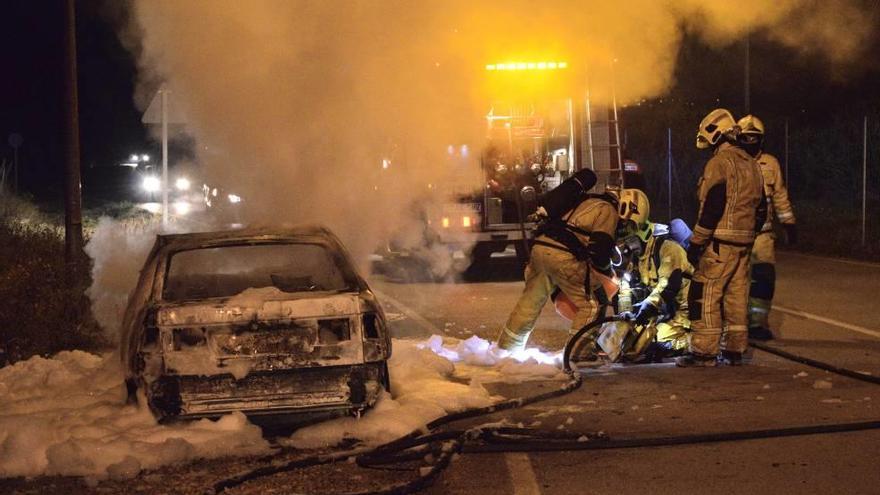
<box><xmin>156</xmin><ymin>224</ymin><xmax>344</xmax><ymax>251</ymax></box>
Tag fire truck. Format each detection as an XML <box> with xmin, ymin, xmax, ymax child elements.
<box><xmin>382</xmin><ymin>60</ymin><xmax>628</xmax><ymax>278</ymax></box>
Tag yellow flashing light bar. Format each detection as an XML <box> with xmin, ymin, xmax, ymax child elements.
<box><xmin>486</xmin><ymin>61</ymin><xmax>568</xmax><ymax>71</ymax></box>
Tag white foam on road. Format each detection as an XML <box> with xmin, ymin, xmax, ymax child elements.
<box><xmin>0</xmin><ymin>335</ymin><xmax>564</xmax><ymax>479</ymax></box>
<box><xmin>285</xmin><ymin>334</ymin><xmax>564</xmax><ymax>449</ymax></box>
<box><xmin>0</xmin><ymin>351</ymin><xmax>270</xmax><ymax>480</ymax></box>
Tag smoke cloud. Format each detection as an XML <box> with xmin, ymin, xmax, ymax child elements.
<box><xmin>124</xmin><ymin>0</ymin><xmax>874</xmax><ymax>260</ymax></box>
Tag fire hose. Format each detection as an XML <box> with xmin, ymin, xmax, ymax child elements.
<box><xmin>207</xmin><ymin>319</ymin><xmax>880</xmax><ymax>495</ymax></box>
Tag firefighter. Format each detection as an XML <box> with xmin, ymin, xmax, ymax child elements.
<box><xmin>676</xmin><ymin>109</ymin><xmax>766</xmax><ymax>367</ymax></box>
<box><xmin>737</xmin><ymin>115</ymin><xmax>797</xmax><ymax>340</ymax></box>
<box><xmin>617</xmin><ymin>189</ymin><xmax>693</xmax><ymax>358</ymax></box>
<box><xmin>496</xmin><ymin>177</ymin><xmax>618</xmax><ymax>353</ymax></box>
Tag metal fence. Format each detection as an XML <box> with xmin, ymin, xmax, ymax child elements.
<box><xmin>622</xmin><ymin>113</ymin><xmax>880</xmax><ymax>258</ymax></box>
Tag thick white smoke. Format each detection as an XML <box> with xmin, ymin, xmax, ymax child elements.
<box><xmin>87</xmin><ymin>0</ymin><xmax>874</xmax><ymax>340</ymax></box>
<box><xmin>124</xmin><ymin>1</ymin><xmax>872</xmax><ymax>257</ymax></box>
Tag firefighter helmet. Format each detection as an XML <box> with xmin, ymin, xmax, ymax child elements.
<box><xmin>738</xmin><ymin>114</ymin><xmax>765</xmax><ymax>136</ymax></box>
<box><xmin>696</xmin><ymin>108</ymin><xmax>736</xmax><ymax>149</ymax></box>
<box><xmin>618</xmin><ymin>188</ymin><xmax>652</xmax><ymax>241</ymax></box>
<box><xmin>737</xmin><ymin>114</ymin><xmax>765</xmax><ymax>155</ymax></box>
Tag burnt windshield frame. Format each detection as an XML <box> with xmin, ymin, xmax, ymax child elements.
<box><xmin>160</xmin><ymin>240</ymin><xmax>361</xmax><ymax>302</ymax></box>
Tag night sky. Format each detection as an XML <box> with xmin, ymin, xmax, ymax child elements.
<box><xmin>1</xmin><ymin>1</ymin><xmax>878</xmax><ymax>206</ymax></box>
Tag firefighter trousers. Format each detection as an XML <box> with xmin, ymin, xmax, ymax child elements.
<box><xmin>749</xmin><ymin>232</ymin><xmax>776</xmax><ymax>329</ymax></box>
<box><xmin>688</xmin><ymin>241</ymin><xmax>752</xmax><ymax>356</ymax></box>
<box><xmin>497</xmin><ymin>245</ymin><xmax>600</xmax><ymax>351</ymax></box>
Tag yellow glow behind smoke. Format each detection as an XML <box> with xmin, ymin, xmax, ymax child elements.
<box><xmin>130</xmin><ymin>0</ymin><xmax>873</xmax><ymax>261</ymax></box>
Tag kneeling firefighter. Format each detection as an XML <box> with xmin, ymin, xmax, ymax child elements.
<box><xmin>555</xmin><ymin>189</ymin><xmax>694</xmax><ymax>362</ymax></box>
<box><xmin>616</xmin><ymin>189</ymin><xmax>694</xmax><ymax>360</ymax></box>
<box><xmin>496</xmin><ymin>169</ymin><xmax>618</xmax><ymax>353</ymax></box>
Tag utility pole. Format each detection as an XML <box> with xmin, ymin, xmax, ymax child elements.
<box><xmin>862</xmin><ymin>116</ymin><xmax>868</xmax><ymax>247</ymax></box>
<box><xmin>63</xmin><ymin>0</ymin><xmax>84</xmax><ymax>278</ymax></box>
<box><xmin>744</xmin><ymin>33</ymin><xmax>751</xmax><ymax>115</ymax></box>
<box><xmin>161</xmin><ymin>89</ymin><xmax>169</xmax><ymax>226</ymax></box>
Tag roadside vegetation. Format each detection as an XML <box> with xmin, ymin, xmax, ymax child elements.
<box><xmin>0</xmin><ymin>192</ymin><xmax>157</xmax><ymax>365</ymax></box>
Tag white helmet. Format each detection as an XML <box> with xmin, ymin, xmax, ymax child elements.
<box><xmin>696</xmin><ymin>108</ymin><xmax>737</xmax><ymax>149</ymax></box>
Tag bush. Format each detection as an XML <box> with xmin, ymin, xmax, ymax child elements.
<box><xmin>0</xmin><ymin>194</ymin><xmax>107</xmax><ymax>364</ymax></box>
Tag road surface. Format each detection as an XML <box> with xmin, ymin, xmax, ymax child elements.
<box><xmin>3</xmin><ymin>252</ymin><xmax>879</xmax><ymax>494</ymax></box>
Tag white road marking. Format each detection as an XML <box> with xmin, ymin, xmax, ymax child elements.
<box><xmin>505</xmin><ymin>452</ymin><xmax>542</xmax><ymax>495</ymax></box>
<box><xmin>373</xmin><ymin>290</ymin><xmax>444</xmax><ymax>335</ymax></box>
<box><xmin>775</xmin><ymin>304</ymin><xmax>880</xmax><ymax>339</ymax></box>
<box><xmin>781</xmin><ymin>251</ymin><xmax>880</xmax><ymax>269</ymax></box>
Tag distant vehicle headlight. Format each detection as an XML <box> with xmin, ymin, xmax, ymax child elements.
<box><xmin>228</xmin><ymin>194</ymin><xmax>242</xmax><ymax>204</ymax></box>
<box><xmin>175</xmin><ymin>177</ymin><xmax>191</xmax><ymax>191</ymax></box>
<box><xmin>142</xmin><ymin>176</ymin><xmax>161</xmax><ymax>192</ymax></box>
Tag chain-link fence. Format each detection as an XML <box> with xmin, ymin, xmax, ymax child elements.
<box><xmin>622</xmin><ymin>108</ymin><xmax>880</xmax><ymax>260</ymax></box>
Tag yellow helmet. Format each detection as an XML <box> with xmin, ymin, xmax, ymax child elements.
<box><xmin>737</xmin><ymin>114</ymin><xmax>765</xmax><ymax>136</ymax></box>
<box><xmin>696</xmin><ymin>108</ymin><xmax>736</xmax><ymax>149</ymax></box>
<box><xmin>618</xmin><ymin>188</ymin><xmax>652</xmax><ymax>241</ymax></box>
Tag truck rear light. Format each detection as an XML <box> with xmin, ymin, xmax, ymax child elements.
<box><xmin>462</xmin><ymin>216</ymin><xmax>472</xmax><ymax>228</ymax></box>
<box><xmin>442</xmin><ymin>217</ymin><xmax>450</xmax><ymax>228</ymax></box>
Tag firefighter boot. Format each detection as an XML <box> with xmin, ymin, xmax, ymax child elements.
<box><xmin>718</xmin><ymin>350</ymin><xmax>743</xmax><ymax>366</ymax></box>
<box><xmin>675</xmin><ymin>353</ymin><xmax>717</xmax><ymax>368</ymax></box>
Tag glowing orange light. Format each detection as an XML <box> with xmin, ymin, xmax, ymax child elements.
<box><xmin>462</xmin><ymin>216</ymin><xmax>472</xmax><ymax>228</ymax></box>
<box><xmin>442</xmin><ymin>217</ymin><xmax>450</xmax><ymax>228</ymax></box>
<box><xmin>485</xmin><ymin>61</ymin><xmax>568</xmax><ymax>71</ymax></box>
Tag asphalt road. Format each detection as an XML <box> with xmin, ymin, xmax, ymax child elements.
<box><xmin>372</xmin><ymin>251</ymin><xmax>880</xmax><ymax>495</ymax></box>
<box><xmin>4</xmin><ymin>251</ymin><xmax>879</xmax><ymax>495</ymax></box>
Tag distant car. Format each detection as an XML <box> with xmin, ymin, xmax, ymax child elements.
<box><xmin>120</xmin><ymin>226</ymin><xmax>391</xmax><ymax>422</ymax></box>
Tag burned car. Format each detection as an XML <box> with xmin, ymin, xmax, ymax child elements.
<box><xmin>120</xmin><ymin>226</ymin><xmax>391</xmax><ymax>422</ymax></box>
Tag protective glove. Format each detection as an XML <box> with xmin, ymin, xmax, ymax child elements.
<box><xmin>783</xmin><ymin>224</ymin><xmax>798</xmax><ymax>246</ymax></box>
<box><xmin>686</xmin><ymin>242</ymin><xmax>706</xmax><ymax>266</ymax></box>
<box><xmin>634</xmin><ymin>301</ymin><xmax>660</xmax><ymax>326</ymax></box>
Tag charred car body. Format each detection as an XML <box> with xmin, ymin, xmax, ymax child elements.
<box><xmin>121</xmin><ymin>226</ymin><xmax>391</xmax><ymax>422</ymax></box>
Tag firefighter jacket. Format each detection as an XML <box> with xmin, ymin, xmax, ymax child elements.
<box><xmin>534</xmin><ymin>196</ymin><xmax>618</xmax><ymax>274</ymax></box>
<box><xmin>691</xmin><ymin>142</ymin><xmax>766</xmax><ymax>246</ymax></box>
<box><xmin>638</xmin><ymin>226</ymin><xmax>694</xmax><ymax>315</ymax></box>
<box><xmin>756</xmin><ymin>152</ymin><xmax>796</xmax><ymax>233</ymax></box>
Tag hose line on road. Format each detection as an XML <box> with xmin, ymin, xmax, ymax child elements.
<box><xmin>749</xmin><ymin>340</ymin><xmax>880</xmax><ymax>385</ymax></box>
<box><xmin>207</xmin><ymin>329</ymin><xmax>880</xmax><ymax>495</ymax></box>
